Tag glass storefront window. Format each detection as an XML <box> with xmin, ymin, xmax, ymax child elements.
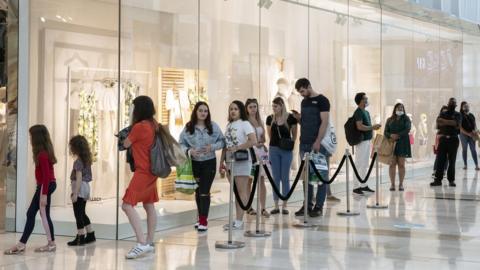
<box><xmin>14</xmin><ymin>0</ymin><xmax>480</xmax><ymax>240</ymax></box>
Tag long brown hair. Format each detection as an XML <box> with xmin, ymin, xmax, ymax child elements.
<box><xmin>29</xmin><ymin>125</ymin><xmax>57</xmax><ymax>165</ymax></box>
<box><xmin>272</xmin><ymin>97</ymin><xmax>289</xmax><ymax>129</ymax></box>
<box><xmin>245</xmin><ymin>98</ymin><xmax>265</xmax><ymax>129</ymax></box>
<box><xmin>186</xmin><ymin>101</ymin><xmax>213</xmax><ymax>135</ymax></box>
<box><xmin>69</xmin><ymin>135</ymin><xmax>93</xmax><ymax>166</ymax></box>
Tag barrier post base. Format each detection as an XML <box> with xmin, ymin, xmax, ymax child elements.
<box><xmin>367</xmin><ymin>204</ymin><xmax>388</xmax><ymax>209</ymax></box>
<box><xmin>337</xmin><ymin>211</ymin><xmax>360</xmax><ymax>216</ymax></box>
<box><xmin>244</xmin><ymin>230</ymin><xmax>271</xmax><ymax>237</ymax></box>
<box><xmin>293</xmin><ymin>221</ymin><xmax>313</xmax><ymax>228</ymax></box>
<box><xmin>215</xmin><ymin>241</ymin><xmax>245</xmax><ymax>249</ymax></box>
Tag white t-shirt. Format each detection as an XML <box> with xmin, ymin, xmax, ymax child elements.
<box><xmin>225</xmin><ymin>120</ymin><xmax>255</xmax><ymax>148</ymax></box>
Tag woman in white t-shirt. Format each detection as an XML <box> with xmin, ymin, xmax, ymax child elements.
<box><xmin>220</xmin><ymin>100</ymin><xmax>257</xmax><ymax>230</ymax></box>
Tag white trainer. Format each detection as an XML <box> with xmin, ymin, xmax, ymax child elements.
<box><xmin>125</xmin><ymin>243</ymin><xmax>153</xmax><ymax>259</ymax></box>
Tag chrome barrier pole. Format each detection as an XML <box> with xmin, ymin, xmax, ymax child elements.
<box><xmin>294</xmin><ymin>152</ymin><xmax>313</xmax><ymax>227</ymax></box>
<box><xmin>245</xmin><ymin>155</ymin><xmax>271</xmax><ymax>237</ymax></box>
<box><xmin>337</xmin><ymin>148</ymin><xmax>360</xmax><ymax>216</ymax></box>
<box><xmin>367</xmin><ymin>149</ymin><xmax>388</xmax><ymax>209</ymax></box>
<box><xmin>216</xmin><ymin>154</ymin><xmax>245</xmax><ymax>249</ymax></box>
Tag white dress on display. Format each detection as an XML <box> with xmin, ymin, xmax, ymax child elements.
<box><xmin>166</xmin><ymin>89</ymin><xmax>183</xmax><ymax>140</ymax></box>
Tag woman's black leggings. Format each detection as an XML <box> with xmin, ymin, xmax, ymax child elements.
<box><xmin>20</xmin><ymin>182</ymin><xmax>56</xmax><ymax>244</ymax></box>
<box><xmin>73</xmin><ymin>198</ymin><xmax>91</xmax><ymax>230</ymax></box>
<box><xmin>192</xmin><ymin>158</ymin><xmax>217</xmax><ymax>217</ymax></box>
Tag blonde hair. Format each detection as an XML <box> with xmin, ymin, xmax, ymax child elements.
<box><xmin>272</xmin><ymin>97</ymin><xmax>289</xmax><ymax>129</ymax></box>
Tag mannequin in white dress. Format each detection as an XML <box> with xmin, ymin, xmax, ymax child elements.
<box><xmin>418</xmin><ymin>113</ymin><xmax>428</xmax><ymax>160</ymax></box>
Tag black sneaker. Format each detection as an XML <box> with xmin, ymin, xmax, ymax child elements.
<box><xmin>353</xmin><ymin>188</ymin><xmax>364</xmax><ymax>195</ymax></box>
<box><xmin>85</xmin><ymin>231</ymin><xmax>96</xmax><ymax>244</ymax></box>
<box><xmin>449</xmin><ymin>182</ymin><xmax>456</xmax><ymax>187</ymax></box>
<box><xmin>430</xmin><ymin>181</ymin><xmax>442</xmax><ymax>187</ymax></box>
<box><xmin>67</xmin><ymin>234</ymin><xmax>85</xmax><ymax>246</ymax></box>
<box><xmin>295</xmin><ymin>206</ymin><xmax>312</xmax><ymax>216</ymax></box>
<box><xmin>362</xmin><ymin>186</ymin><xmax>375</xmax><ymax>193</ymax></box>
<box><xmin>309</xmin><ymin>206</ymin><xmax>322</xmax><ymax>218</ymax></box>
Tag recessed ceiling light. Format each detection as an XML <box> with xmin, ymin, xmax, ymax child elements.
<box><xmin>55</xmin><ymin>15</ymin><xmax>61</xmax><ymax>19</ymax></box>
<box><xmin>40</xmin><ymin>17</ymin><xmax>46</xmax><ymax>23</ymax></box>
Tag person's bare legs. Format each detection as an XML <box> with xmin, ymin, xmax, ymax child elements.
<box><xmin>235</xmin><ymin>176</ymin><xmax>250</xmax><ymax>221</ymax></box>
<box><xmin>122</xmin><ymin>203</ymin><xmax>146</xmax><ymax>244</ymax></box>
<box><xmin>143</xmin><ymin>203</ymin><xmax>157</xmax><ymax>244</ymax></box>
<box><xmin>260</xmin><ymin>177</ymin><xmax>267</xmax><ymax>210</ymax></box>
<box><xmin>389</xmin><ymin>158</ymin><xmax>397</xmax><ymax>189</ymax></box>
<box><xmin>398</xmin><ymin>157</ymin><xmax>406</xmax><ymax>189</ymax></box>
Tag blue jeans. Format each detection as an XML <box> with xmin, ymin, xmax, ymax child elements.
<box><xmin>269</xmin><ymin>146</ymin><xmax>293</xmax><ymax>202</ymax></box>
<box><xmin>459</xmin><ymin>133</ymin><xmax>478</xmax><ymax>167</ymax></box>
<box><xmin>300</xmin><ymin>144</ymin><xmax>327</xmax><ymax>210</ymax></box>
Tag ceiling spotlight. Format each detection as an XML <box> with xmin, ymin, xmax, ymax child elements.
<box><xmin>40</xmin><ymin>17</ymin><xmax>46</xmax><ymax>23</ymax></box>
<box><xmin>258</xmin><ymin>0</ymin><xmax>273</xmax><ymax>9</ymax></box>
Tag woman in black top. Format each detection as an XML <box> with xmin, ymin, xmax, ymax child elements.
<box><xmin>266</xmin><ymin>97</ymin><xmax>298</xmax><ymax>214</ymax></box>
<box><xmin>459</xmin><ymin>101</ymin><xmax>479</xmax><ymax>170</ymax></box>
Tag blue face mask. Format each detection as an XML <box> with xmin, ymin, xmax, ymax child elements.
<box><xmin>396</xmin><ymin>111</ymin><xmax>404</xmax><ymax>116</ymax></box>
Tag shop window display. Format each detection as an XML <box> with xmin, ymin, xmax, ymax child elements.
<box><xmin>16</xmin><ymin>0</ymin><xmax>480</xmax><ymax>240</ymax></box>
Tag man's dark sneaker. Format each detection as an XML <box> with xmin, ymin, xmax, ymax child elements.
<box><xmin>430</xmin><ymin>181</ymin><xmax>442</xmax><ymax>187</ymax></box>
<box><xmin>309</xmin><ymin>206</ymin><xmax>322</xmax><ymax>218</ymax></box>
<box><xmin>353</xmin><ymin>188</ymin><xmax>364</xmax><ymax>195</ymax></box>
<box><xmin>295</xmin><ymin>206</ymin><xmax>312</xmax><ymax>216</ymax></box>
<box><xmin>67</xmin><ymin>234</ymin><xmax>85</xmax><ymax>246</ymax></box>
<box><xmin>362</xmin><ymin>186</ymin><xmax>375</xmax><ymax>193</ymax></box>
<box><xmin>449</xmin><ymin>182</ymin><xmax>456</xmax><ymax>187</ymax></box>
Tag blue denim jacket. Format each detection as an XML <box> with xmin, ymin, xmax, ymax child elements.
<box><xmin>179</xmin><ymin>122</ymin><xmax>225</xmax><ymax>161</ymax></box>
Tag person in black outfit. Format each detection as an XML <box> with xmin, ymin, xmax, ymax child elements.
<box><xmin>459</xmin><ymin>101</ymin><xmax>479</xmax><ymax>170</ymax></box>
<box><xmin>430</xmin><ymin>98</ymin><xmax>462</xmax><ymax>187</ymax></box>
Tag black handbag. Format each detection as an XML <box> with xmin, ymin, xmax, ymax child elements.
<box><xmin>276</xmin><ymin>122</ymin><xmax>294</xmax><ymax>151</ymax></box>
<box><xmin>234</xmin><ymin>149</ymin><xmax>249</xmax><ymax>161</ymax></box>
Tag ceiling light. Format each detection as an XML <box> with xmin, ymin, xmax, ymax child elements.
<box><xmin>40</xmin><ymin>17</ymin><xmax>45</xmax><ymax>23</ymax></box>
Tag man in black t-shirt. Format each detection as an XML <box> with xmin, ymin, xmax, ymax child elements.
<box><xmin>431</xmin><ymin>98</ymin><xmax>462</xmax><ymax>187</ymax></box>
<box><xmin>291</xmin><ymin>78</ymin><xmax>331</xmax><ymax>217</ymax></box>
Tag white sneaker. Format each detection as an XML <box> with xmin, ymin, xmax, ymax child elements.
<box><xmin>197</xmin><ymin>224</ymin><xmax>208</xmax><ymax>232</ymax></box>
<box><xmin>223</xmin><ymin>220</ymin><xmax>244</xmax><ymax>231</ymax></box>
<box><xmin>194</xmin><ymin>222</ymin><xmax>199</xmax><ymax>229</ymax></box>
<box><xmin>125</xmin><ymin>243</ymin><xmax>153</xmax><ymax>259</ymax></box>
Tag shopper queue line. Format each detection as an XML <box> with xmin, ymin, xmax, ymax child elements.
<box><xmin>3</xmin><ymin>77</ymin><xmax>472</xmax><ymax>260</ymax></box>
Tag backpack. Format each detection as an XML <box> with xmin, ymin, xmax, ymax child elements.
<box><xmin>344</xmin><ymin>116</ymin><xmax>364</xmax><ymax>146</ymax></box>
<box><xmin>150</xmin><ymin>133</ymin><xmax>172</xmax><ymax>178</ymax></box>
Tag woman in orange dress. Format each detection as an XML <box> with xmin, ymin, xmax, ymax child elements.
<box><xmin>121</xmin><ymin>96</ymin><xmax>167</xmax><ymax>259</ymax></box>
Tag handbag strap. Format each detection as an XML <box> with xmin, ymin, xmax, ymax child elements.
<box><xmin>274</xmin><ymin>118</ymin><xmax>289</xmax><ymax>140</ymax></box>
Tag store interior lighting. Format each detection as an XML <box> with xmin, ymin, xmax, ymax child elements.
<box><xmin>258</xmin><ymin>0</ymin><xmax>273</xmax><ymax>9</ymax></box>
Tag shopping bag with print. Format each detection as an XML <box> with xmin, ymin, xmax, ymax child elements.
<box><xmin>309</xmin><ymin>152</ymin><xmax>328</xmax><ymax>184</ymax></box>
<box><xmin>175</xmin><ymin>157</ymin><xmax>197</xmax><ymax>195</ymax></box>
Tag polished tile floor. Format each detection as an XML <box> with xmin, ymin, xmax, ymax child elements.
<box><xmin>2</xmin><ymin>169</ymin><xmax>480</xmax><ymax>269</ymax></box>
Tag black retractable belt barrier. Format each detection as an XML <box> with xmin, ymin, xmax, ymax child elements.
<box><xmin>233</xmin><ymin>164</ymin><xmax>260</xmax><ymax>211</ymax></box>
<box><xmin>263</xmin><ymin>160</ymin><xmax>305</xmax><ymax>201</ymax></box>
<box><xmin>348</xmin><ymin>152</ymin><xmax>377</xmax><ymax>184</ymax></box>
<box><xmin>309</xmin><ymin>155</ymin><xmax>347</xmax><ymax>185</ymax></box>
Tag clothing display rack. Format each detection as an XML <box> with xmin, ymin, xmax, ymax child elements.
<box><xmin>65</xmin><ymin>66</ymin><xmax>151</xmax><ymax>204</ymax></box>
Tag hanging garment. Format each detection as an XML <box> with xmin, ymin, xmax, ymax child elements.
<box><xmin>78</xmin><ymin>89</ymin><xmax>99</xmax><ymax>162</ymax></box>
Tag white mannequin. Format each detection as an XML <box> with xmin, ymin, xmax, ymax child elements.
<box><xmin>275</xmin><ymin>78</ymin><xmax>291</xmax><ymax>111</ymax></box>
<box><xmin>418</xmin><ymin>113</ymin><xmax>428</xmax><ymax>160</ymax></box>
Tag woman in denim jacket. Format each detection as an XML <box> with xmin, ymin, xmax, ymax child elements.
<box><xmin>179</xmin><ymin>101</ymin><xmax>225</xmax><ymax>232</ymax></box>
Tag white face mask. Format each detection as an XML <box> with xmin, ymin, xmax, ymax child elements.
<box><xmin>129</xmin><ymin>104</ymin><xmax>135</xmax><ymax>124</ymax></box>
<box><xmin>396</xmin><ymin>111</ymin><xmax>404</xmax><ymax>116</ymax></box>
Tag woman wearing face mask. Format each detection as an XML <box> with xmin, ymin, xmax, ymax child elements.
<box><xmin>459</xmin><ymin>101</ymin><xmax>479</xmax><ymax>170</ymax></box>
<box><xmin>179</xmin><ymin>102</ymin><xmax>225</xmax><ymax>232</ymax></box>
<box><xmin>220</xmin><ymin>100</ymin><xmax>257</xmax><ymax>230</ymax></box>
<box><xmin>384</xmin><ymin>103</ymin><xmax>411</xmax><ymax>191</ymax></box>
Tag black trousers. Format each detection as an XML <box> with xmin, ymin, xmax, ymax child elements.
<box><xmin>73</xmin><ymin>197</ymin><xmax>91</xmax><ymax>230</ymax></box>
<box><xmin>434</xmin><ymin>136</ymin><xmax>459</xmax><ymax>183</ymax></box>
<box><xmin>192</xmin><ymin>158</ymin><xmax>216</xmax><ymax>217</ymax></box>
<box><xmin>20</xmin><ymin>182</ymin><xmax>56</xmax><ymax>244</ymax></box>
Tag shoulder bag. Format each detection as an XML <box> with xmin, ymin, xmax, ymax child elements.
<box><xmin>275</xmin><ymin>122</ymin><xmax>294</xmax><ymax>151</ymax></box>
